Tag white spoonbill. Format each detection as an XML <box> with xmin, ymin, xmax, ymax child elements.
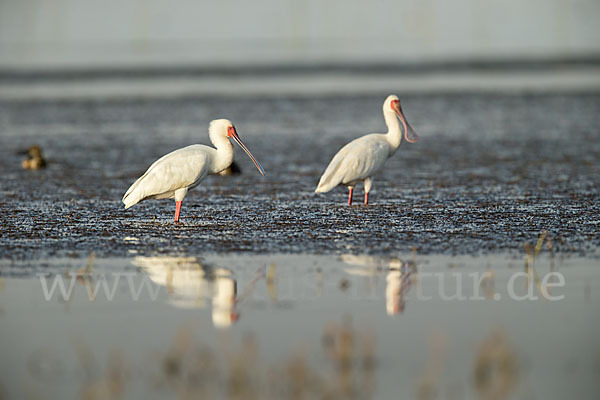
<box><xmin>315</xmin><ymin>95</ymin><xmax>419</xmax><ymax>205</ymax></box>
<box><xmin>122</xmin><ymin>119</ymin><xmax>265</xmax><ymax>222</ymax></box>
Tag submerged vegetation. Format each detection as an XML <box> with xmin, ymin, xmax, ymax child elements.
<box><xmin>30</xmin><ymin>319</ymin><xmax>524</xmax><ymax>400</ymax></box>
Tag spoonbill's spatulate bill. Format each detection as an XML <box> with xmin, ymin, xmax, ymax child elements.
<box><xmin>122</xmin><ymin>119</ymin><xmax>265</xmax><ymax>222</ymax></box>
<box><xmin>315</xmin><ymin>95</ymin><xmax>419</xmax><ymax>205</ymax></box>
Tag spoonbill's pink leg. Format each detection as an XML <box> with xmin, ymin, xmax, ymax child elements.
<box><xmin>363</xmin><ymin>177</ymin><xmax>372</xmax><ymax>206</ymax></box>
<box><xmin>348</xmin><ymin>187</ymin><xmax>354</xmax><ymax>206</ymax></box>
<box><xmin>174</xmin><ymin>201</ymin><xmax>182</xmax><ymax>222</ymax></box>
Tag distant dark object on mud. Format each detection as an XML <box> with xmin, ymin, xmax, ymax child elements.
<box><xmin>218</xmin><ymin>161</ymin><xmax>242</xmax><ymax>176</ymax></box>
<box><xmin>21</xmin><ymin>145</ymin><xmax>46</xmax><ymax>170</ymax></box>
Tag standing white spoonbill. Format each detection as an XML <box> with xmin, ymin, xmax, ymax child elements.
<box><xmin>122</xmin><ymin>119</ymin><xmax>265</xmax><ymax>222</ymax></box>
<box><xmin>315</xmin><ymin>95</ymin><xmax>419</xmax><ymax>205</ymax></box>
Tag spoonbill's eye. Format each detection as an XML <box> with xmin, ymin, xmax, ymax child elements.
<box><xmin>390</xmin><ymin>99</ymin><xmax>398</xmax><ymax>110</ymax></box>
<box><xmin>227</xmin><ymin>126</ymin><xmax>236</xmax><ymax>136</ymax></box>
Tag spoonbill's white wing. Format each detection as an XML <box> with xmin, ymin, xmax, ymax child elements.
<box><xmin>123</xmin><ymin>145</ymin><xmax>212</xmax><ymax>208</ymax></box>
<box><xmin>316</xmin><ymin>134</ymin><xmax>390</xmax><ymax>193</ymax></box>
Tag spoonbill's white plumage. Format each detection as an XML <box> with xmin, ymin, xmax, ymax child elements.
<box><xmin>122</xmin><ymin>119</ymin><xmax>265</xmax><ymax>222</ymax></box>
<box><xmin>315</xmin><ymin>95</ymin><xmax>419</xmax><ymax>205</ymax></box>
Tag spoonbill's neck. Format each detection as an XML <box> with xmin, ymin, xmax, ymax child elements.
<box><xmin>210</xmin><ymin>135</ymin><xmax>234</xmax><ymax>174</ymax></box>
<box><xmin>383</xmin><ymin>109</ymin><xmax>403</xmax><ymax>151</ymax></box>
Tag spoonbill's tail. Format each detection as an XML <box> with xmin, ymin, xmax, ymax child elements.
<box><xmin>315</xmin><ymin>159</ymin><xmax>343</xmax><ymax>193</ymax></box>
<box><xmin>315</xmin><ymin>182</ymin><xmax>334</xmax><ymax>194</ymax></box>
<box><xmin>122</xmin><ymin>179</ymin><xmax>145</xmax><ymax>209</ymax></box>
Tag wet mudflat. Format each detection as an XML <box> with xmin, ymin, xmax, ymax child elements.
<box><xmin>1</xmin><ymin>93</ymin><xmax>599</xmax><ymax>260</ymax></box>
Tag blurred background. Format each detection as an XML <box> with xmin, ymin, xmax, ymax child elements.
<box><xmin>2</xmin><ymin>0</ymin><xmax>600</xmax><ymax>68</ymax></box>
<box><xmin>1</xmin><ymin>0</ymin><xmax>600</xmax><ymax>99</ymax></box>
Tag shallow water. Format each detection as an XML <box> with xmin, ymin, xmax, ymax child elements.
<box><xmin>0</xmin><ymin>253</ymin><xmax>599</xmax><ymax>399</ymax></box>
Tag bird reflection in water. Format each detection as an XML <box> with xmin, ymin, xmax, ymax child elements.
<box><xmin>341</xmin><ymin>255</ymin><xmax>416</xmax><ymax>316</ymax></box>
<box><xmin>132</xmin><ymin>257</ymin><xmax>239</xmax><ymax>328</ymax></box>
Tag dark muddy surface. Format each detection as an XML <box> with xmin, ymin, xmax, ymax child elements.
<box><xmin>1</xmin><ymin>94</ymin><xmax>599</xmax><ymax>260</ymax></box>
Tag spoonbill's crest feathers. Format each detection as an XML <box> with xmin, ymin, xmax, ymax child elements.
<box><xmin>383</xmin><ymin>94</ymin><xmax>399</xmax><ymax>111</ymax></box>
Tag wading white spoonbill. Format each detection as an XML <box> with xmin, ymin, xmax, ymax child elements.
<box><xmin>315</xmin><ymin>95</ymin><xmax>419</xmax><ymax>205</ymax></box>
<box><xmin>122</xmin><ymin>119</ymin><xmax>265</xmax><ymax>222</ymax></box>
